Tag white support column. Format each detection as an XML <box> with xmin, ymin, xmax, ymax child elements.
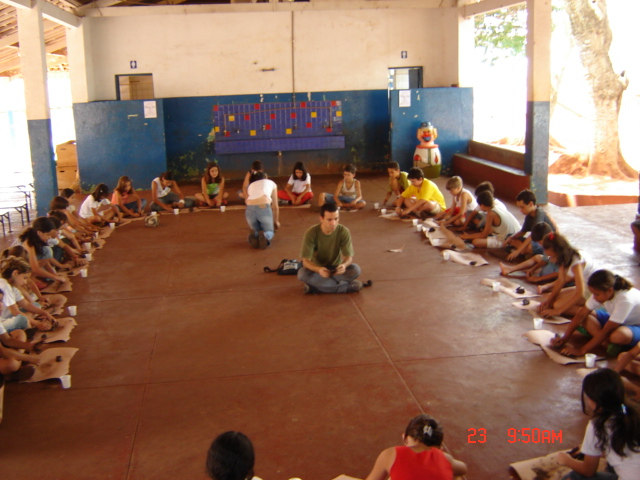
<box><xmin>525</xmin><ymin>0</ymin><xmax>551</xmax><ymax>203</ymax></box>
<box><xmin>17</xmin><ymin>0</ymin><xmax>57</xmax><ymax>214</ymax></box>
<box><xmin>66</xmin><ymin>21</ymin><xmax>93</xmax><ymax>104</ymax></box>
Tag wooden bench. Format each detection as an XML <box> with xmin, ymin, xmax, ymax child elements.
<box><xmin>453</xmin><ymin>141</ymin><xmax>530</xmax><ymax>200</ymax></box>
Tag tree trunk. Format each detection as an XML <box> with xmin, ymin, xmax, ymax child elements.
<box><xmin>563</xmin><ymin>0</ymin><xmax>636</xmax><ymax>179</ymax></box>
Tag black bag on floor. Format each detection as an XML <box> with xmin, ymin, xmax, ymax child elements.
<box><xmin>264</xmin><ymin>259</ymin><xmax>302</xmax><ymax>275</ymax></box>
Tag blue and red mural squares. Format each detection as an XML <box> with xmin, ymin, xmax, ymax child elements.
<box><xmin>212</xmin><ymin>100</ymin><xmax>345</xmax><ymax>154</ymax></box>
<box><xmin>213</xmin><ymin>105</ymin><xmax>219</xmax><ymax>112</ymax></box>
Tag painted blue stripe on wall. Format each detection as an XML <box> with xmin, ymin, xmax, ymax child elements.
<box><xmin>27</xmin><ymin>118</ymin><xmax>57</xmax><ymax>216</ymax></box>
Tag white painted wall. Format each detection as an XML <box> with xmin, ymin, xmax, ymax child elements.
<box><xmin>70</xmin><ymin>6</ymin><xmax>461</xmax><ymax>102</ymax></box>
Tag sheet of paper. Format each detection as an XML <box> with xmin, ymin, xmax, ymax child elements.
<box><xmin>143</xmin><ymin>100</ymin><xmax>157</xmax><ymax>118</ymax></box>
<box><xmin>446</xmin><ymin>249</ymin><xmax>488</xmax><ymax>267</ymax></box>
<box><xmin>510</xmin><ymin>449</ymin><xmax>607</xmax><ymax>480</ymax></box>
<box><xmin>524</xmin><ymin>330</ymin><xmax>602</xmax><ymax>365</ymax></box>
<box><xmin>32</xmin><ymin>317</ymin><xmax>77</xmax><ymax>344</ymax></box>
<box><xmin>511</xmin><ymin>299</ymin><xmax>541</xmax><ymax>311</ymax></box>
<box><xmin>422</xmin><ymin>218</ymin><xmax>439</xmax><ymax>229</ymax></box>
<box><xmin>26</xmin><ymin>347</ymin><xmax>79</xmax><ymax>383</ymax></box>
<box><xmin>379</xmin><ymin>212</ymin><xmax>400</xmax><ymax>220</ymax></box>
<box><xmin>398</xmin><ymin>90</ymin><xmax>411</xmax><ymax>107</ymax></box>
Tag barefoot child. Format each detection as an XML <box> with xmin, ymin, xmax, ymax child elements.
<box><xmin>551</xmin><ymin>270</ymin><xmax>640</xmax><ymax>358</ymax></box>
<box><xmin>278</xmin><ymin>161</ymin><xmax>313</xmax><ymax>206</ymax></box>
<box><xmin>381</xmin><ymin>161</ymin><xmax>409</xmax><ymax>207</ymax></box>
<box><xmin>499</xmin><ymin>223</ymin><xmax>559</xmax><ymax>287</ymax></box>
<box><xmin>364</xmin><ymin>414</ymin><xmax>467</xmax><ymax>480</ymax></box>
<box><xmin>195</xmin><ymin>162</ymin><xmax>228</xmax><ymax>208</ymax></box>
<box><xmin>318</xmin><ymin>164</ymin><xmax>366</xmax><ymax>210</ymax></box>
<box><xmin>537</xmin><ymin>232</ymin><xmax>595</xmax><ymax>319</ymax></box>
<box><xmin>436</xmin><ymin>176</ymin><xmax>477</xmax><ymax>227</ymax></box>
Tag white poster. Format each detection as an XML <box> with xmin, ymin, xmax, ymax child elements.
<box><xmin>399</xmin><ymin>90</ymin><xmax>411</xmax><ymax>108</ymax></box>
<box><xmin>144</xmin><ymin>101</ymin><xmax>157</xmax><ymax>118</ymax></box>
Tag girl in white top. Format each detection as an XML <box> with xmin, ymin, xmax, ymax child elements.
<box><xmin>79</xmin><ymin>183</ymin><xmax>122</xmax><ymax>225</ymax></box>
<box><xmin>556</xmin><ymin>369</ymin><xmax>640</xmax><ymax>480</ymax></box>
<box><xmin>538</xmin><ymin>232</ymin><xmax>595</xmax><ymax>319</ymax></box>
<box><xmin>277</xmin><ymin>161</ymin><xmax>313</xmax><ymax>206</ymax></box>
<box><xmin>245</xmin><ymin>172</ymin><xmax>280</xmax><ymax>248</ymax></box>
<box><xmin>552</xmin><ymin>270</ymin><xmax>640</xmax><ymax>358</ymax></box>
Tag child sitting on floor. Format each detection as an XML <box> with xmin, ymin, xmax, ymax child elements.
<box><xmin>79</xmin><ymin>183</ymin><xmax>122</xmax><ymax>225</ymax></box>
<box><xmin>551</xmin><ymin>270</ymin><xmax>640</xmax><ymax>358</ymax></box>
<box><xmin>278</xmin><ymin>161</ymin><xmax>313</xmax><ymax>206</ymax></box>
<box><xmin>381</xmin><ymin>161</ymin><xmax>409</xmax><ymax>207</ymax></box>
<box><xmin>394</xmin><ymin>167</ymin><xmax>445</xmax><ymax>219</ymax></box>
<box><xmin>443</xmin><ymin>190</ymin><xmax>520</xmax><ymax>249</ymax></box>
<box><xmin>318</xmin><ymin>164</ymin><xmax>366</xmax><ymax>210</ymax></box>
<box><xmin>499</xmin><ymin>223</ymin><xmax>559</xmax><ymax>288</ymax></box>
<box><xmin>364</xmin><ymin>414</ymin><xmax>467</xmax><ymax>480</ymax></box>
<box><xmin>556</xmin><ymin>369</ymin><xmax>640</xmax><ymax>480</ymax></box>
<box><xmin>436</xmin><ymin>176</ymin><xmax>477</xmax><ymax>228</ymax></box>
<box><xmin>505</xmin><ymin>189</ymin><xmax>557</xmax><ymax>261</ymax></box>
<box><xmin>537</xmin><ymin>232</ymin><xmax>595</xmax><ymax>319</ymax></box>
<box><xmin>150</xmin><ymin>171</ymin><xmax>195</xmax><ymax>213</ymax></box>
<box><xmin>0</xmin><ymin>289</ymin><xmax>40</xmax><ymax>381</ymax></box>
<box><xmin>195</xmin><ymin>162</ymin><xmax>228</xmax><ymax>208</ymax></box>
<box><xmin>112</xmin><ymin>176</ymin><xmax>147</xmax><ymax>217</ymax></box>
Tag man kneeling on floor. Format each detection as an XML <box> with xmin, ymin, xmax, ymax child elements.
<box><xmin>298</xmin><ymin>202</ymin><xmax>366</xmax><ymax>294</ymax></box>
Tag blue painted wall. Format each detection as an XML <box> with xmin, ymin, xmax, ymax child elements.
<box><xmin>163</xmin><ymin>90</ymin><xmax>390</xmax><ymax>180</ymax></box>
<box><xmin>73</xmin><ymin>100</ymin><xmax>167</xmax><ymax>191</ymax></box>
<box><xmin>27</xmin><ymin>118</ymin><xmax>58</xmax><ymax>216</ymax></box>
<box><xmin>390</xmin><ymin>88</ymin><xmax>473</xmax><ymax>175</ymax></box>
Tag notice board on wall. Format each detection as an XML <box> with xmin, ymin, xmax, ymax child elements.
<box><xmin>211</xmin><ymin>100</ymin><xmax>345</xmax><ymax>154</ymax></box>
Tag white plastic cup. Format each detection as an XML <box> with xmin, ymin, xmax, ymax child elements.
<box><xmin>68</xmin><ymin>305</ymin><xmax>77</xmax><ymax>316</ymax></box>
<box><xmin>412</xmin><ymin>218</ymin><xmax>418</xmax><ymax>226</ymax></box>
<box><xmin>173</xmin><ymin>208</ymin><xmax>179</xmax><ymax>215</ymax></box>
<box><xmin>585</xmin><ymin>353</ymin><xmax>596</xmax><ymax>368</ymax></box>
<box><xmin>380</xmin><ymin>208</ymin><xmax>387</xmax><ymax>215</ymax></box>
<box><xmin>151</xmin><ymin>211</ymin><xmax>157</xmax><ymax>216</ymax></box>
<box><xmin>492</xmin><ymin>281</ymin><xmax>501</xmax><ymax>292</ymax></box>
<box><xmin>533</xmin><ymin>317</ymin><xmax>544</xmax><ymax>330</ymax></box>
<box><xmin>373</xmin><ymin>202</ymin><xmax>380</xmax><ymax>210</ymax></box>
<box><xmin>109</xmin><ymin>222</ymin><xmax>115</xmax><ymax>229</ymax></box>
<box><xmin>415</xmin><ymin>224</ymin><xmax>422</xmax><ymax>232</ymax></box>
<box><xmin>80</xmin><ymin>268</ymin><xmax>88</xmax><ymax>278</ymax></box>
<box><xmin>85</xmin><ymin>253</ymin><xmax>92</xmax><ymax>261</ymax></box>
<box><xmin>220</xmin><ymin>205</ymin><xmax>226</xmax><ymax>213</ymax></box>
<box><xmin>60</xmin><ymin>374</ymin><xmax>71</xmax><ymax>389</ymax></box>
<box><xmin>443</xmin><ymin>250</ymin><xmax>451</xmax><ymax>261</ymax></box>
<box><xmin>83</xmin><ymin>242</ymin><xmax>91</xmax><ymax>251</ymax></box>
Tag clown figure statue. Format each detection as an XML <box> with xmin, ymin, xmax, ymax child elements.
<box><xmin>413</xmin><ymin>122</ymin><xmax>441</xmax><ymax>178</ymax></box>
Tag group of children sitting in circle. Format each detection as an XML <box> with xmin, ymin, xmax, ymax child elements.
<box><xmin>2</xmin><ymin>159</ymin><xmax>639</xmax><ymax>478</ymax></box>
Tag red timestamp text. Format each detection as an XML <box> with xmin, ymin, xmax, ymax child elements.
<box><xmin>467</xmin><ymin>428</ymin><xmax>563</xmax><ymax>444</ymax></box>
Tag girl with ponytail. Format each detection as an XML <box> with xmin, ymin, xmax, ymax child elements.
<box><xmin>557</xmin><ymin>369</ymin><xmax>640</xmax><ymax>479</ymax></box>
<box><xmin>551</xmin><ymin>270</ymin><xmax>640</xmax><ymax>359</ymax></box>
<box><xmin>365</xmin><ymin>414</ymin><xmax>467</xmax><ymax>480</ymax></box>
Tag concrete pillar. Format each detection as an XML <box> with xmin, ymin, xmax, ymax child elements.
<box><xmin>525</xmin><ymin>0</ymin><xmax>551</xmax><ymax>204</ymax></box>
<box><xmin>17</xmin><ymin>0</ymin><xmax>57</xmax><ymax>216</ymax></box>
<box><xmin>456</xmin><ymin>10</ymin><xmax>475</xmax><ymax>88</ymax></box>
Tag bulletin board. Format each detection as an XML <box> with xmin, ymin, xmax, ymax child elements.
<box><xmin>212</xmin><ymin>100</ymin><xmax>345</xmax><ymax>154</ymax></box>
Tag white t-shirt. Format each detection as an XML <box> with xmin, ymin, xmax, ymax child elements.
<box><xmin>580</xmin><ymin>419</ymin><xmax>640</xmax><ymax>480</ymax></box>
<box><xmin>0</xmin><ymin>278</ymin><xmax>20</xmax><ymax>320</ymax></box>
<box><xmin>568</xmin><ymin>252</ymin><xmax>595</xmax><ymax>283</ymax></box>
<box><xmin>152</xmin><ymin>177</ymin><xmax>172</xmax><ymax>199</ymax></box>
<box><xmin>586</xmin><ymin>288</ymin><xmax>640</xmax><ymax>326</ymax></box>
<box><xmin>247</xmin><ymin>179</ymin><xmax>277</xmax><ymax>204</ymax></box>
<box><xmin>79</xmin><ymin>196</ymin><xmax>110</xmax><ymax>219</ymax></box>
<box><xmin>491</xmin><ymin>204</ymin><xmax>520</xmax><ymax>241</ymax></box>
<box><xmin>287</xmin><ymin>174</ymin><xmax>311</xmax><ymax>194</ymax></box>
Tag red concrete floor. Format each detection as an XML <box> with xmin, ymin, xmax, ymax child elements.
<box><xmin>0</xmin><ymin>174</ymin><xmax>638</xmax><ymax>480</ymax></box>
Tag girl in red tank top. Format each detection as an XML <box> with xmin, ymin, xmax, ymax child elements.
<box><xmin>364</xmin><ymin>414</ymin><xmax>467</xmax><ymax>480</ymax></box>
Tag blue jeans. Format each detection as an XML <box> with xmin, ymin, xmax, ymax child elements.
<box><xmin>151</xmin><ymin>193</ymin><xmax>194</xmax><ymax>211</ymax></box>
<box><xmin>1</xmin><ymin>314</ymin><xmax>29</xmax><ymax>332</ymax></box>
<box><xmin>245</xmin><ymin>204</ymin><xmax>275</xmax><ymax>242</ymax></box>
<box><xmin>298</xmin><ymin>264</ymin><xmax>361</xmax><ymax>293</ymax></box>
<box><xmin>120</xmin><ymin>199</ymin><xmax>147</xmax><ymax>213</ymax></box>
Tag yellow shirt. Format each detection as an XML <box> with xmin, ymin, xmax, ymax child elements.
<box><xmin>401</xmin><ymin>178</ymin><xmax>446</xmax><ymax>209</ymax></box>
